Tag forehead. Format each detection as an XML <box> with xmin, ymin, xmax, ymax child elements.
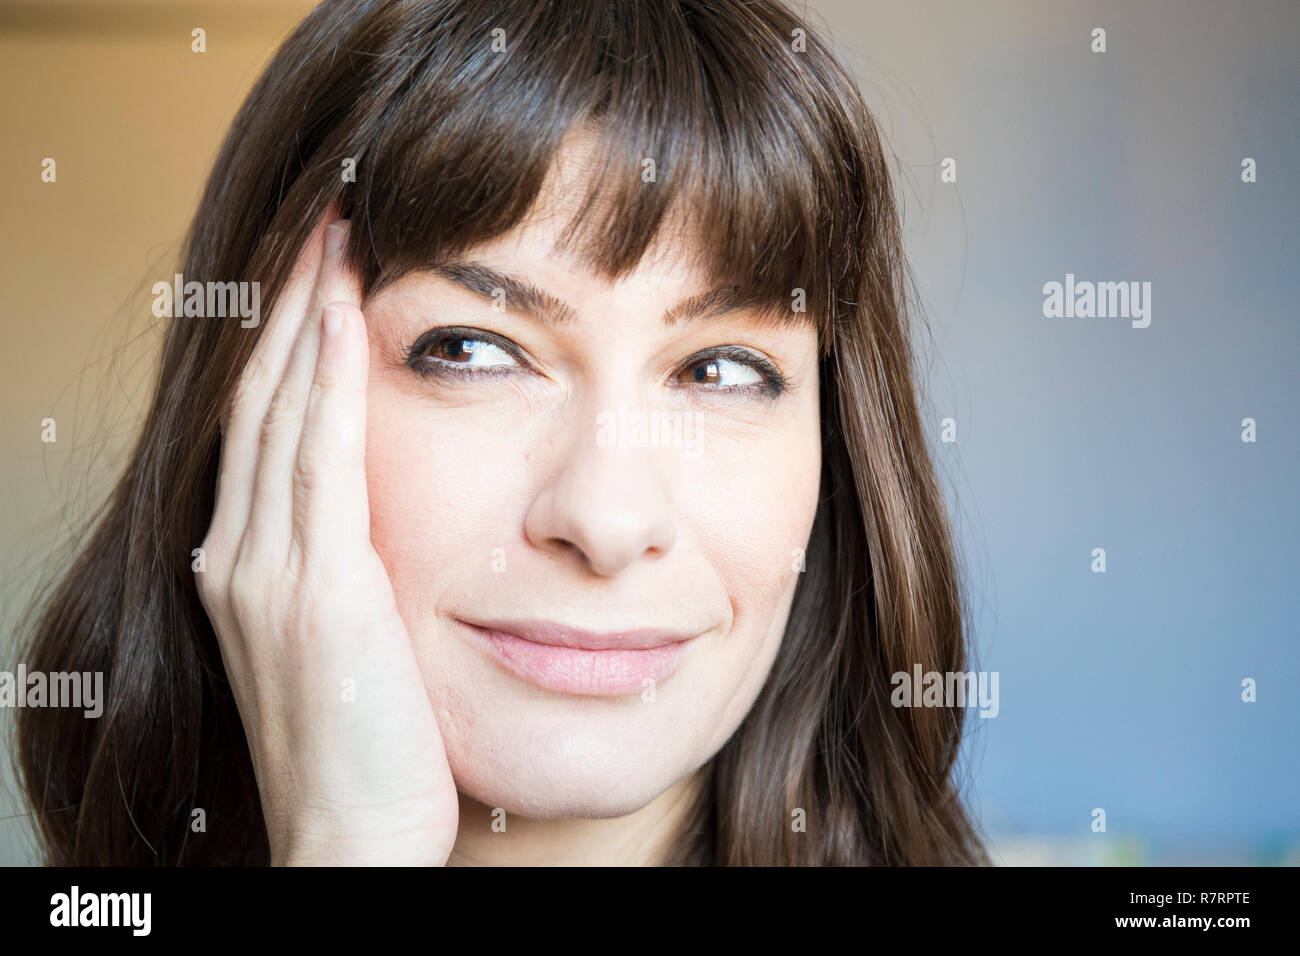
<box><xmin>469</xmin><ymin>131</ymin><xmax>712</xmax><ymax>292</ymax></box>
<box><xmin>458</xmin><ymin>225</ymin><xmax>706</xmax><ymax>310</ymax></box>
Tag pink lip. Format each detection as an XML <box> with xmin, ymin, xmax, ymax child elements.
<box><xmin>458</xmin><ymin>619</ymin><xmax>700</xmax><ymax>696</ymax></box>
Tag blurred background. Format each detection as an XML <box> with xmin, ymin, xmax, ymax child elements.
<box><xmin>1</xmin><ymin>0</ymin><xmax>1296</xmax><ymax>865</ymax></box>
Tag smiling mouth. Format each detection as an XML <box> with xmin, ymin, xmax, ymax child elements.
<box><xmin>456</xmin><ymin>618</ymin><xmax>702</xmax><ymax>696</ymax></box>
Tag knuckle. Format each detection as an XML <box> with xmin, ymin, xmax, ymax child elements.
<box><xmin>293</xmin><ymin>436</ymin><xmax>328</xmax><ymax>487</ymax></box>
<box><xmin>227</xmin><ymin>556</ymin><xmax>268</xmax><ymax>627</ymax></box>
<box><xmin>260</xmin><ymin>388</ymin><xmax>302</xmax><ymax>444</ymax></box>
<box><xmin>194</xmin><ymin>558</ymin><xmax>219</xmax><ymax>603</ymax></box>
<box><xmin>311</xmin><ymin>354</ymin><xmax>345</xmax><ymax>391</ymax></box>
<box><xmin>194</xmin><ymin>534</ymin><xmax>227</xmax><ymax>594</ymax></box>
<box><xmin>295</xmin><ymin>602</ymin><xmax>333</xmax><ymax>644</ymax></box>
<box><xmin>230</xmin><ymin>355</ymin><xmax>271</xmax><ymax>419</ymax></box>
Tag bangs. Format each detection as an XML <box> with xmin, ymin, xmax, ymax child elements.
<box><xmin>342</xmin><ymin>0</ymin><xmax>871</xmax><ymax>348</ymax></box>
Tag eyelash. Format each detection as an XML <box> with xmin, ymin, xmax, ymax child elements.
<box><xmin>404</xmin><ymin>326</ymin><xmax>788</xmax><ymax>398</ymax></box>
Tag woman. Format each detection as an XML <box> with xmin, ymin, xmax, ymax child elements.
<box><xmin>15</xmin><ymin>0</ymin><xmax>987</xmax><ymax>865</ymax></box>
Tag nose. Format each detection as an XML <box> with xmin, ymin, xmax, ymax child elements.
<box><xmin>523</xmin><ymin>406</ymin><xmax>678</xmax><ymax>577</ymax></box>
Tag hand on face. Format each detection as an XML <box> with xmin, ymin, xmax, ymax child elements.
<box><xmin>196</xmin><ymin>211</ymin><xmax>458</xmax><ymax>866</ymax></box>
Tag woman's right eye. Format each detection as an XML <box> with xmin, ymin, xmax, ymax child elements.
<box><xmin>405</xmin><ymin>327</ymin><xmax>524</xmax><ymax>378</ymax></box>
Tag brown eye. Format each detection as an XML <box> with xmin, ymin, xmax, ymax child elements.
<box><xmin>406</xmin><ymin>327</ymin><xmax>521</xmax><ymax>376</ymax></box>
<box><xmin>675</xmin><ymin>355</ymin><xmax>763</xmax><ymax>388</ymax></box>
<box><xmin>430</xmin><ymin>336</ymin><xmax>515</xmax><ymax>367</ymax></box>
<box><xmin>431</xmin><ymin>337</ymin><xmax>476</xmax><ymax>362</ymax></box>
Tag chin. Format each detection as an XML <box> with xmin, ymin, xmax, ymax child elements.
<box><xmin>445</xmin><ymin>729</ymin><xmax>691</xmax><ymax>820</ymax></box>
<box><xmin>429</xmin><ymin>668</ymin><xmax>735</xmax><ymax>820</ymax></box>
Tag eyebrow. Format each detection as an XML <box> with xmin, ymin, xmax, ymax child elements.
<box><xmin>430</xmin><ymin>259</ymin><xmax>763</xmax><ymax>327</ymax></box>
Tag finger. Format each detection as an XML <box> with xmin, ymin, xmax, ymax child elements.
<box><xmin>294</xmin><ymin>301</ymin><xmax>372</xmax><ymax>549</ymax></box>
<box><xmin>245</xmin><ymin>220</ymin><xmax>358</xmax><ymax>553</ymax></box>
<box><xmin>210</xmin><ymin>213</ymin><xmax>333</xmax><ymax>550</ymax></box>
<box><xmin>269</xmin><ymin>220</ymin><xmax>357</xmax><ymax>433</ymax></box>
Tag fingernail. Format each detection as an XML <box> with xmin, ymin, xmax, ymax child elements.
<box><xmin>322</xmin><ymin>304</ymin><xmax>343</xmax><ymax>336</ymax></box>
<box><xmin>325</xmin><ymin>220</ymin><xmax>349</xmax><ymax>255</ymax></box>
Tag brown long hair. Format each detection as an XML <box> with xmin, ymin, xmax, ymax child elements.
<box><xmin>14</xmin><ymin>0</ymin><xmax>987</xmax><ymax>865</ymax></box>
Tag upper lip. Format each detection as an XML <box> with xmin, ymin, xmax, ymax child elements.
<box><xmin>460</xmin><ymin>619</ymin><xmax>700</xmax><ymax>651</ymax></box>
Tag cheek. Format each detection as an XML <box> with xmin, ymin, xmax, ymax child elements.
<box><xmin>363</xmin><ymin>388</ymin><xmax>529</xmax><ymax>613</ymax></box>
<box><xmin>630</xmin><ymin>411</ymin><xmax>822</xmax><ymax>768</ymax></box>
<box><xmin>676</xmin><ymin>409</ymin><xmax>822</xmax><ymax>616</ymax></box>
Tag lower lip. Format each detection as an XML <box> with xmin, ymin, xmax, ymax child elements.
<box><xmin>461</xmin><ymin>623</ymin><xmax>693</xmax><ymax>696</ymax></box>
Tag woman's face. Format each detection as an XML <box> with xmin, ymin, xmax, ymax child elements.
<box><xmin>361</xmin><ymin>148</ymin><xmax>822</xmax><ymax>818</ymax></box>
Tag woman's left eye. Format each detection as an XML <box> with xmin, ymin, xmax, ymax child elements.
<box><xmin>676</xmin><ymin>356</ymin><xmax>761</xmax><ymax>388</ymax></box>
<box><xmin>673</xmin><ymin>347</ymin><xmax>787</xmax><ymax>398</ymax></box>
